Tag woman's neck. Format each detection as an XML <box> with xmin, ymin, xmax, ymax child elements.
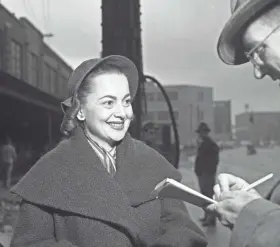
<box><xmin>83</xmin><ymin>128</ymin><xmax>115</xmax><ymax>152</ymax></box>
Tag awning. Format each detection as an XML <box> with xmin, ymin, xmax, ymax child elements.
<box><xmin>0</xmin><ymin>71</ymin><xmax>62</xmax><ymax>114</ymax></box>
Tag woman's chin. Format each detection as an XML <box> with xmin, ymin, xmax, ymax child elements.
<box><xmin>107</xmin><ymin>131</ymin><xmax>126</xmax><ymax>143</ymax></box>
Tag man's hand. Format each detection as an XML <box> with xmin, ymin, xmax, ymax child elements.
<box><xmin>213</xmin><ymin>173</ymin><xmax>259</xmax><ymax>200</ymax></box>
<box><xmin>207</xmin><ymin>190</ymin><xmax>261</xmax><ymax>229</ymax></box>
<box><xmin>207</xmin><ymin>173</ymin><xmax>262</xmax><ymax>229</ymax></box>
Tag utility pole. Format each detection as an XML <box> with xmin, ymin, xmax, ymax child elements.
<box><xmin>101</xmin><ymin>0</ymin><xmax>144</xmax><ymax>139</ymax></box>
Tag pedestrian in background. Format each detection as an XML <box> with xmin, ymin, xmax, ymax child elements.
<box><xmin>195</xmin><ymin>122</ymin><xmax>219</xmax><ymax>226</ymax></box>
<box><xmin>141</xmin><ymin>122</ymin><xmax>161</xmax><ymax>152</ymax></box>
<box><xmin>0</xmin><ymin>136</ymin><xmax>17</xmax><ymax>189</ymax></box>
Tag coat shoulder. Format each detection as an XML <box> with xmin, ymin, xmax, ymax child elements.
<box><xmin>131</xmin><ymin>138</ymin><xmax>181</xmax><ymax>181</ymax></box>
<box><xmin>11</xmin><ymin>139</ymin><xmax>73</xmax><ymax>196</ymax></box>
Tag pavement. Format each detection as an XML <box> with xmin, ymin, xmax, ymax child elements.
<box><xmin>0</xmin><ymin>146</ymin><xmax>279</xmax><ymax>247</ymax></box>
<box><xmin>178</xmin><ymin>146</ymin><xmax>280</xmax><ymax>247</ymax></box>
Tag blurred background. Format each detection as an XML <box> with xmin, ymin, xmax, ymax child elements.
<box><xmin>0</xmin><ymin>0</ymin><xmax>279</xmax><ymax>246</ymax></box>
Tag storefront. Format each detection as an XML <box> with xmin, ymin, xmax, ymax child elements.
<box><xmin>0</xmin><ymin>71</ymin><xmax>63</xmax><ymax>177</ymax></box>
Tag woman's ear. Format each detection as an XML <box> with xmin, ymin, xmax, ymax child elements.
<box><xmin>77</xmin><ymin>109</ymin><xmax>86</xmax><ymax>121</ymax></box>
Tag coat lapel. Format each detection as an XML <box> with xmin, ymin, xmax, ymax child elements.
<box><xmin>115</xmin><ymin>134</ymin><xmax>181</xmax><ymax>207</ymax></box>
<box><xmin>11</xmin><ymin>127</ymin><xmax>140</xmax><ymax>242</ymax></box>
<box><xmin>12</xmin><ymin>126</ymin><xmax>181</xmax><ymax>243</ymax></box>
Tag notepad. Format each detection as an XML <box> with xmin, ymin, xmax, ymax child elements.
<box><xmin>151</xmin><ymin>178</ymin><xmax>217</xmax><ymax>208</ymax></box>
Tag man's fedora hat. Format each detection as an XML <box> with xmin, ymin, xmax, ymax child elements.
<box><xmin>61</xmin><ymin>55</ymin><xmax>139</xmax><ymax>113</ymax></box>
<box><xmin>196</xmin><ymin>122</ymin><xmax>211</xmax><ymax>133</ymax></box>
<box><xmin>217</xmin><ymin>0</ymin><xmax>277</xmax><ymax>65</ymax></box>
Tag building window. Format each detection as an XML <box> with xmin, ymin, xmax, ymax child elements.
<box><xmin>173</xmin><ymin>111</ymin><xmax>179</xmax><ymax>120</ymax></box>
<box><xmin>198</xmin><ymin>91</ymin><xmax>204</xmax><ymax>101</ymax></box>
<box><xmin>157</xmin><ymin>92</ymin><xmax>164</xmax><ymax>101</ymax></box>
<box><xmin>158</xmin><ymin>111</ymin><xmax>169</xmax><ymax>121</ymax></box>
<box><xmin>50</xmin><ymin>68</ymin><xmax>57</xmax><ymax>93</ymax></box>
<box><xmin>31</xmin><ymin>53</ymin><xmax>38</xmax><ymax>85</ymax></box>
<box><xmin>0</xmin><ymin>30</ymin><xmax>3</xmax><ymax>70</ymax></box>
<box><xmin>9</xmin><ymin>40</ymin><xmax>22</xmax><ymax>79</ymax></box>
<box><xmin>200</xmin><ymin>111</ymin><xmax>204</xmax><ymax>121</ymax></box>
<box><xmin>196</xmin><ymin>106</ymin><xmax>204</xmax><ymax>122</ymax></box>
<box><xmin>146</xmin><ymin>92</ymin><xmax>155</xmax><ymax>101</ymax></box>
<box><xmin>144</xmin><ymin>111</ymin><xmax>155</xmax><ymax>121</ymax></box>
<box><xmin>60</xmin><ymin>75</ymin><xmax>68</xmax><ymax>96</ymax></box>
<box><xmin>44</xmin><ymin>62</ymin><xmax>51</xmax><ymax>91</ymax></box>
<box><xmin>27</xmin><ymin>52</ymin><xmax>39</xmax><ymax>86</ymax></box>
<box><xmin>167</xmin><ymin>91</ymin><xmax>178</xmax><ymax>101</ymax></box>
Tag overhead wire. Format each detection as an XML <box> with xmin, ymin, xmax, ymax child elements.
<box><xmin>23</xmin><ymin>0</ymin><xmax>37</xmax><ymax>22</ymax></box>
<box><xmin>42</xmin><ymin>0</ymin><xmax>48</xmax><ymax>32</ymax></box>
<box><xmin>46</xmin><ymin>0</ymin><xmax>51</xmax><ymax>31</ymax></box>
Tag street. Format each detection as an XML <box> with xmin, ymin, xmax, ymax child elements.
<box><xmin>179</xmin><ymin>146</ymin><xmax>280</xmax><ymax>247</ymax></box>
<box><xmin>0</xmin><ymin>146</ymin><xmax>279</xmax><ymax>247</ymax></box>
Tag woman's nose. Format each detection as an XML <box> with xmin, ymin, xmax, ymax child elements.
<box><xmin>114</xmin><ymin>103</ymin><xmax>126</xmax><ymax>118</ymax></box>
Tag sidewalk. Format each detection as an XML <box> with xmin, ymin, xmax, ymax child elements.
<box><xmin>178</xmin><ymin>146</ymin><xmax>280</xmax><ymax>247</ymax></box>
<box><xmin>179</xmin><ymin>146</ymin><xmax>280</xmax><ymax>195</ymax></box>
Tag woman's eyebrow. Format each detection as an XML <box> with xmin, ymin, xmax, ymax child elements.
<box><xmin>123</xmin><ymin>93</ymin><xmax>131</xmax><ymax>100</ymax></box>
<box><xmin>98</xmin><ymin>95</ymin><xmax>116</xmax><ymax>100</ymax></box>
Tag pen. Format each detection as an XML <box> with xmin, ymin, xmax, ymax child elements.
<box><xmin>243</xmin><ymin>173</ymin><xmax>274</xmax><ymax>191</ymax></box>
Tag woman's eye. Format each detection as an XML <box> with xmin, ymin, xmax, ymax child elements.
<box><xmin>103</xmin><ymin>100</ymin><xmax>114</xmax><ymax>107</ymax></box>
<box><xmin>124</xmin><ymin>99</ymin><xmax>131</xmax><ymax>106</ymax></box>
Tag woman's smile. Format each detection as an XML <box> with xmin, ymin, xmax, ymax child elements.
<box><xmin>107</xmin><ymin>121</ymin><xmax>125</xmax><ymax>130</ymax></box>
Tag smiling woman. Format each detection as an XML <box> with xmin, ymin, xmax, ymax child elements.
<box><xmin>77</xmin><ymin>71</ymin><xmax>134</xmax><ymax>151</ymax></box>
<box><xmin>9</xmin><ymin>55</ymin><xmax>207</xmax><ymax>247</ymax></box>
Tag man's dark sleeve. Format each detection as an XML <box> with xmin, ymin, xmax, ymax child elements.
<box><xmin>230</xmin><ymin>198</ymin><xmax>280</xmax><ymax>247</ymax></box>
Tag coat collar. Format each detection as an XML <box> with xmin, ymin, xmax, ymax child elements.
<box><xmin>12</xmin><ymin>127</ymin><xmax>141</xmax><ymax>242</ymax></box>
<box><xmin>11</xmin><ymin>126</ymin><xmax>180</xmax><ymax>242</ymax></box>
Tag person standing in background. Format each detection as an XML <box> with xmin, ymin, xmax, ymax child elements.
<box><xmin>195</xmin><ymin>122</ymin><xmax>219</xmax><ymax>226</ymax></box>
<box><xmin>0</xmin><ymin>136</ymin><xmax>17</xmax><ymax>189</ymax></box>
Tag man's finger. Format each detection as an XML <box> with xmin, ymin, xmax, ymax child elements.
<box><xmin>217</xmin><ymin>173</ymin><xmax>231</xmax><ymax>192</ymax></box>
<box><xmin>206</xmin><ymin>203</ymin><xmax>217</xmax><ymax>212</ymax></box>
<box><xmin>218</xmin><ymin>173</ymin><xmax>250</xmax><ymax>191</ymax></box>
<box><xmin>213</xmin><ymin>184</ymin><xmax>221</xmax><ymax>201</ymax></box>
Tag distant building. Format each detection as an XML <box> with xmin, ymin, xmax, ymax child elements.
<box><xmin>213</xmin><ymin>100</ymin><xmax>232</xmax><ymax>141</ymax></box>
<box><xmin>143</xmin><ymin>83</ymin><xmax>214</xmax><ymax>147</ymax></box>
<box><xmin>0</xmin><ymin>6</ymin><xmax>72</xmax><ymax>99</ymax></box>
<box><xmin>235</xmin><ymin>112</ymin><xmax>280</xmax><ymax>145</ymax></box>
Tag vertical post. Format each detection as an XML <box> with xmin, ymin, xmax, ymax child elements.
<box><xmin>130</xmin><ymin>73</ymin><xmax>143</xmax><ymax>139</ymax></box>
<box><xmin>47</xmin><ymin>112</ymin><xmax>52</xmax><ymax>147</ymax></box>
<box><xmin>101</xmin><ymin>0</ymin><xmax>144</xmax><ymax>139</ymax></box>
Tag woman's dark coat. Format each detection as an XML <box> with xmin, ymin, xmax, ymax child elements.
<box><xmin>11</xmin><ymin>127</ymin><xmax>207</xmax><ymax>247</ymax></box>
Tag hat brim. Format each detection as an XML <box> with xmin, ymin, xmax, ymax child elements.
<box><xmin>61</xmin><ymin>55</ymin><xmax>139</xmax><ymax>113</ymax></box>
<box><xmin>61</xmin><ymin>97</ymin><xmax>72</xmax><ymax>114</ymax></box>
<box><xmin>100</xmin><ymin>55</ymin><xmax>139</xmax><ymax>100</ymax></box>
<box><xmin>217</xmin><ymin>0</ymin><xmax>277</xmax><ymax>65</ymax></box>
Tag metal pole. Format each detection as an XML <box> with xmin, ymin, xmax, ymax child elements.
<box><xmin>47</xmin><ymin>112</ymin><xmax>52</xmax><ymax>146</ymax></box>
<box><xmin>144</xmin><ymin>75</ymin><xmax>180</xmax><ymax>168</ymax></box>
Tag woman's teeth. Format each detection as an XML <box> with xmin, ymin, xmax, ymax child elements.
<box><xmin>108</xmin><ymin>122</ymin><xmax>124</xmax><ymax>129</ymax></box>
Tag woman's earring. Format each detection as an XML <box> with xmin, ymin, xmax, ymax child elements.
<box><xmin>77</xmin><ymin>110</ymin><xmax>85</xmax><ymax>121</ymax></box>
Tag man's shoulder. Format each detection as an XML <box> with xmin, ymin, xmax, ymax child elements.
<box><xmin>204</xmin><ymin>137</ymin><xmax>219</xmax><ymax>148</ymax></box>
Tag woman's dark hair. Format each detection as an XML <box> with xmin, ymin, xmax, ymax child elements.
<box><xmin>60</xmin><ymin>63</ymin><xmax>125</xmax><ymax>137</ymax></box>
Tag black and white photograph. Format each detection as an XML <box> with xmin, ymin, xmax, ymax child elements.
<box><xmin>0</xmin><ymin>0</ymin><xmax>280</xmax><ymax>246</ymax></box>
